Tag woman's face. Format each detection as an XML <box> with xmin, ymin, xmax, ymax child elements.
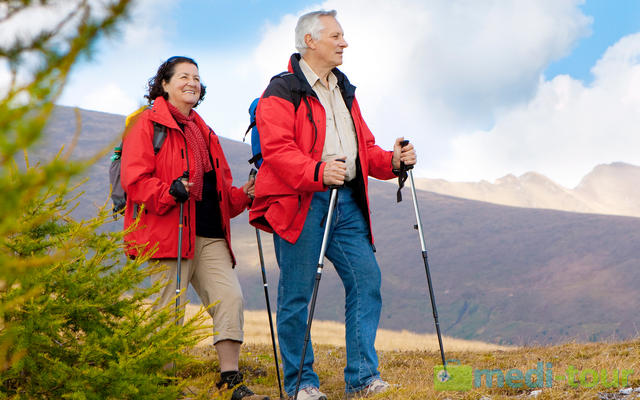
<box><xmin>162</xmin><ymin>62</ymin><xmax>201</xmax><ymax>111</ymax></box>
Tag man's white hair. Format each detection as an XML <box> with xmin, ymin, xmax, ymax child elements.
<box><xmin>295</xmin><ymin>10</ymin><xmax>337</xmax><ymax>55</ymax></box>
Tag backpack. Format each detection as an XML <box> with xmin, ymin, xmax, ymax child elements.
<box><xmin>109</xmin><ymin>107</ymin><xmax>168</xmax><ymax>217</ymax></box>
<box><xmin>244</xmin><ymin>72</ymin><xmax>310</xmax><ymax>168</ymax></box>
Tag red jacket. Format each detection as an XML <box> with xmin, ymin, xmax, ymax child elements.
<box><xmin>121</xmin><ymin>97</ymin><xmax>249</xmax><ymax>262</ymax></box>
<box><xmin>249</xmin><ymin>54</ymin><xmax>396</xmax><ymax>244</ymax></box>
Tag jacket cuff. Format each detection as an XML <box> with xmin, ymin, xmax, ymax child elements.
<box><xmin>158</xmin><ymin>187</ymin><xmax>178</xmax><ymax>215</ymax></box>
<box><xmin>314</xmin><ymin>162</ymin><xmax>327</xmax><ymax>191</ymax></box>
<box><xmin>382</xmin><ymin>151</ymin><xmax>397</xmax><ymax>180</ymax></box>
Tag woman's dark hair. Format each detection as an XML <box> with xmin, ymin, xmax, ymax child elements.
<box><xmin>145</xmin><ymin>56</ymin><xmax>206</xmax><ymax>107</ymax></box>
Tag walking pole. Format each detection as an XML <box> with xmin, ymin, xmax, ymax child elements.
<box><xmin>175</xmin><ymin>171</ymin><xmax>189</xmax><ymax>324</ymax></box>
<box><xmin>249</xmin><ymin>169</ymin><xmax>284</xmax><ymax>399</ymax></box>
<box><xmin>293</xmin><ymin>161</ymin><xmax>344</xmax><ymax>400</ymax></box>
<box><xmin>398</xmin><ymin>140</ymin><xmax>448</xmax><ymax>378</ymax></box>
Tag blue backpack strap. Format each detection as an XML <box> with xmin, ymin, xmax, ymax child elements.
<box><xmin>245</xmin><ymin>98</ymin><xmax>262</xmax><ymax>167</ymax></box>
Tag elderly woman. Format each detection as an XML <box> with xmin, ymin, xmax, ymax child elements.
<box><xmin>121</xmin><ymin>56</ymin><xmax>268</xmax><ymax>400</ymax></box>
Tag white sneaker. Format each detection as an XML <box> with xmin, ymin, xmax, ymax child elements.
<box><xmin>346</xmin><ymin>379</ymin><xmax>391</xmax><ymax>398</ymax></box>
<box><xmin>291</xmin><ymin>386</ymin><xmax>327</xmax><ymax>400</ymax></box>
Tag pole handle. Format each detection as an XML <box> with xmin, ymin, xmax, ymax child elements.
<box><xmin>248</xmin><ymin>168</ymin><xmax>257</xmax><ymax>202</ymax></box>
<box><xmin>328</xmin><ymin>158</ymin><xmax>346</xmax><ymax>190</ymax></box>
<box><xmin>399</xmin><ymin>139</ymin><xmax>413</xmax><ymax>171</ymax></box>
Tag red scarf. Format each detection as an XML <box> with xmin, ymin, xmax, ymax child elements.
<box><xmin>166</xmin><ymin>102</ymin><xmax>212</xmax><ymax>201</ymax></box>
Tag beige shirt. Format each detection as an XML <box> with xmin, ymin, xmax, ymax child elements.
<box><xmin>299</xmin><ymin>58</ymin><xmax>358</xmax><ymax>181</ymax></box>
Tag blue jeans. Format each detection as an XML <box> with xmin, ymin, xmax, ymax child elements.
<box><xmin>274</xmin><ymin>186</ymin><xmax>382</xmax><ymax>395</ymax></box>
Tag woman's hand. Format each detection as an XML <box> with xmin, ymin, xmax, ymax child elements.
<box><xmin>243</xmin><ymin>175</ymin><xmax>256</xmax><ymax>198</ymax></box>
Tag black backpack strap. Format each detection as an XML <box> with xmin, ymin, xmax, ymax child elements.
<box><xmin>247</xmin><ymin>152</ymin><xmax>262</xmax><ymax>165</ymax></box>
<box><xmin>152</xmin><ymin>122</ymin><xmax>167</xmax><ymax>155</ymax></box>
<box><xmin>271</xmin><ymin>72</ymin><xmax>303</xmax><ymax>111</ymax></box>
<box><xmin>243</xmin><ymin>121</ymin><xmax>256</xmax><ymax>142</ymax></box>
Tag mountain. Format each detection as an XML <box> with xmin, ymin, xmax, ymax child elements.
<box><xmin>36</xmin><ymin>105</ymin><xmax>640</xmax><ymax>346</ymax></box>
<box><xmin>574</xmin><ymin>162</ymin><xmax>640</xmax><ymax>217</ymax></box>
<box><xmin>413</xmin><ymin>164</ymin><xmax>640</xmax><ymax>218</ymax></box>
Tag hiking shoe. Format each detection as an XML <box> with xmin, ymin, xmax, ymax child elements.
<box><xmin>291</xmin><ymin>386</ymin><xmax>327</xmax><ymax>400</ymax></box>
<box><xmin>346</xmin><ymin>379</ymin><xmax>391</xmax><ymax>398</ymax></box>
<box><xmin>229</xmin><ymin>383</ymin><xmax>269</xmax><ymax>400</ymax></box>
<box><xmin>216</xmin><ymin>372</ymin><xmax>269</xmax><ymax>400</ymax></box>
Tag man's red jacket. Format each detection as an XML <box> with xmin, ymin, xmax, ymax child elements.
<box><xmin>249</xmin><ymin>54</ymin><xmax>396</xmax><ymax>244</ymax></box>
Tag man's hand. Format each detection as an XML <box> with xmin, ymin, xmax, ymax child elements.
<box><xmin>323</xmin><ymin>158</ymin><xmax>347</xmax><ymax>186</ymax></box>
<box><xmin>392</xmin><ymin>137</ymin><xmax>416</xmax><ymax>170</ymax></box>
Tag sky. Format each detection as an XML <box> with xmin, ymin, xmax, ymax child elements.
<box><xmin>8</xmin><ymin>0</ymin><xmax>640</xmax><ymax>188</ymax></box>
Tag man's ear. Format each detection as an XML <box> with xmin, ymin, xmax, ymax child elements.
<box><xmin>304</xmin><ymin>33</ymin><xmax>315</xmax><ymax>50</ymax></box>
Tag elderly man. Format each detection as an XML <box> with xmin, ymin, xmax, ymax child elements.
<box><xmin>250</xmin><ymin>9</ymin><xmax>416</xmax><ymax>400</ymax></box>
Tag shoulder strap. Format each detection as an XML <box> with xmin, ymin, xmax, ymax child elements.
<box><xmin>151</xmin><ymin>122</ymin><xmax>167</xmax><ymax>155</ymax></box>
<box><xmin>271</xmin><ymin>72</ymin><xmax>303</xmax><ymax>111</ymax></box>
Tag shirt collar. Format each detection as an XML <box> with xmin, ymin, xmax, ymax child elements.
<box><xmin>299</xmin><ymin>57</ymin><xmax>338</xmax><ymax>90</ymax></box>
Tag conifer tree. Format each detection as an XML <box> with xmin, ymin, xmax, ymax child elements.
<box><xmin>0</xmin><ymin>1</ymin><xmax>210</xmax><ymax>398</ymax></box>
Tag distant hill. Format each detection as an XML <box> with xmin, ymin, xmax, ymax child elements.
<box><xmin>37</xmin><ymin>105</ymin><xmax>640</xmax><ymax>346</ymax></box>
<box><xmin>413</xmin><ymin>163</ymin><xmax>640</xmax><ymax>218</ymax></box>
<box><xmin>574</xmin><ymin>162</ymin><xmax>640</xmax><ymax>217</ymax></box>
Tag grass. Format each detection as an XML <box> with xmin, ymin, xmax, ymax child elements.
<box><xmin>182</xmin><ymin>306</ymin><xmax>640</xmax><ymax>399</ymax></box>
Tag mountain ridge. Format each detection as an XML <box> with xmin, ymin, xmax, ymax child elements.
<box><xmin>413</xmin><ymin>162</ymin><xmax>640</xmax><ymax>218</ymax></box>
<box><xmin>38</xmin><ymin>105</ymin><xmax>640</xmax><ymax>345</ymax></box>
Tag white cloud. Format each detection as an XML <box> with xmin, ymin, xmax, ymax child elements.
<box><xmin>57</xmin><ymin>0</ymin><xmax>175</xmax><ymax>113</ymax></box>
<box><xmin>0</xmin><ymin>60</ymin><xmax>10</xmax><ymax>98</ymax></box>
<box><xmin>443</xmin><ymin>32</ymin><xmax>640</xmax><ymax>188</ymax></box>
<box><xmin>250</xmin><ymin>0</ymin><xmax>592</xmax><ymax>183</ymax></box>
<box><xmin>0</xmin><ymin>0</ymin><xmax>142</xmax><ymax>99</ymax></box>
<box><xmin>80</xmin><ymin>82</ymin><xmax>137</xmax><ymax>115</ymax></box>
<box><xmin>0</xmin><ymin>1</ymin><xmax>79</xmax><ymax>47</ymax></box>
<box><xmin>38</xmin><ymin>0</ymin><xmax>637</xmax><ymax>189</ymax></box>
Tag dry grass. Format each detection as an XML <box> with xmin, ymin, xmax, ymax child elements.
<box><xmin>185</xmin><ymin>306</ymin><xmax>513</xmax><ymax>352</ymax></box>
<box><xmin>182</xmin><ymin>306</ymin><xmax>640</xmax><ymax>399</ymax></box>
<box><xmin>185</xmin><ymin>342</ymin><xmax>640</xmax><ymax>400</ymax></box>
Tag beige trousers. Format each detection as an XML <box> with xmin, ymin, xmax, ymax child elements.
<box><xmin>152</xmin><ymin>236</ymin><xmax>244</xmax><ymax>344</ymax></box>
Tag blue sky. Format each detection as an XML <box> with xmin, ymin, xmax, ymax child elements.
<box><xmin>170</xmin><ymin>0</ymin><xmax>313</xmax><ymax>49</ymax></box>
<box><xmin>47</xmin><ymin>0</ymin><xmax>640</xmax><ymax>187</ymax></box>
<box><xmin>546</xmin><ymin>0</ymin><xmax>640</xmax><ymax>82</ymax></box>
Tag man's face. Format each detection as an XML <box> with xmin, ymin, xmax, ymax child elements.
<box><xmin>312</xmin><ymin>16</ymin><xmax>348</xmax><ymax>68</ymax></box>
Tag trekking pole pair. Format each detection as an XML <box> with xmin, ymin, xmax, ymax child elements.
<box><xmin>397</xmin><ymin>139</ymin><xmax>448</xmax><ymax>378</ymax></box>
<box><xmin>249</xmin><ymin>169</ymin><xmax>284</xmax><ymax>399</ymax></box>
<box><xmin>289</xmin><ymin>150</ymin><xmax>450</xmax><ymax>397</ymax></box>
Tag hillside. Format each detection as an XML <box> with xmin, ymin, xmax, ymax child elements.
<box><xmin>413</xmin><ymin>163</ymin><xmax>640</xmax><ymax>218</ymax></box>
<box><xmin>39</xmin><ymin>105</ymin><xmax>640</xmax><ymax>346</ymax></box>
